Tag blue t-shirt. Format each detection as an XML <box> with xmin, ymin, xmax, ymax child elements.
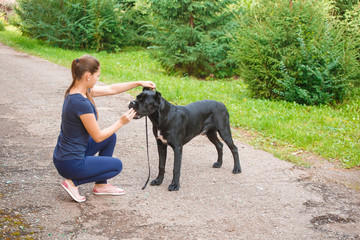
<box><xmin>53</xmin><ymin>93</ymin><xmax>97</xmax><ymax>161</ymax></box>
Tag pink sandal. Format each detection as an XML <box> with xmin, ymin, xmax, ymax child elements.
<box><xmin>93</xmin><ymin>184</ymin><xmax>125</xmax><ymax>196</ymax></box>
<box><xmin>61</xmin><ymin>181</ymin><xmax>86</xmax><ymax>203</ymax></box>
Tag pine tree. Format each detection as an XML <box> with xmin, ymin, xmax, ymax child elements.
<box><xmin>149</xmin><ymin>0</ymin><xmax>237</xmax><ymax>78</ymax></box>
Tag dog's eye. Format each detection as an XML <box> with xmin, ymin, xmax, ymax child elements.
<box><xmin>136</xmin><ymin>94</ymin><xmax>144</xmax><ymax>102</ymax></box>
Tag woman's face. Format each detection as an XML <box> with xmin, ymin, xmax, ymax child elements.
<box><xmin>89</xmin><ymin>68</ymin><xmax>101</xmax><ymax>88</ymax></box>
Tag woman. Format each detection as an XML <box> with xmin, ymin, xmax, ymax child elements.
<box><xmin>53</xmin><ymin>54</ymin><xmax>156</xmax><ymax>203</ymax></box>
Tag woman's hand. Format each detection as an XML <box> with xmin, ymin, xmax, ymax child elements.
<box><xmin>120</xmin><ymin>108</ymin><xmax>137</xmax><ymax>125</ymax></box>
<box><xmin>140</xmin><ymin>81</ymin><xmax>156</xmax><ymax>89</ymax></box>
<box><xmin>80</xmin><ymin>108</ymin><xmax>137</xmax><ymax>143</ymax></box>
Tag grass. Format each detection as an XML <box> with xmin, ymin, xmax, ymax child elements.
<box><xmin>1</xmin><ymin>26</ymin><xmax>359</xmax><ymax>168</ymax></box>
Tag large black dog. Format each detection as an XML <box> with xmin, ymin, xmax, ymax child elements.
<box><xmin>129</xmin><ymin>88</ymin><xmax>241</xmax><ymax>191</ymax></box>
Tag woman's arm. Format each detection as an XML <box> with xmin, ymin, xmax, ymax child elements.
<box><xmin>79</xmin><ymin>109</ymin><xmax>136</xmax><ymax>143</ymax></box>
<box><xmin>91</xmin><ymin>81</ymin><xmax>156</xmax><ymax>98</ymax></box>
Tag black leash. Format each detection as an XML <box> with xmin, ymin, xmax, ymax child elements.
<box><xmin>142</xmin><ymin>116</ymin><xmax>151</xmax><ymax>190</ymax></box>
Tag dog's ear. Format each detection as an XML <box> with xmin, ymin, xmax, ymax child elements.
<box><xmin>155</xmin><ymin>91</ymin><xmax>161</xmax><ymax>101</ymax></box>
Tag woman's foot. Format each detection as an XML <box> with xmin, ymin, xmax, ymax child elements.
<box><xmin>93</xmin><ymin>184</ymin><xmax>125</xmax><ymax>195</ymax></box>
<box><xmin>61</xmin><ymin>180</ymin><xmax>86</xmax><ymax>203</ymax></box>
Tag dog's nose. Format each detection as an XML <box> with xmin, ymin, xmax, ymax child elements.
<box><xmin>128</xmin><ymin>101</ymin><xmax>136</xmax><ymax>109</ymax></box>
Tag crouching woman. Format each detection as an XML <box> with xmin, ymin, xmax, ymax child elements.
<box><xmin>53</xmin><ymin>55</ymin><xmax>155</xmax><ymax>202</ymax></box>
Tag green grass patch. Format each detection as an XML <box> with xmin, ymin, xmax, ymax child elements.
<box><xmin>1</xmin><ymin>26</ymin><xmax>359</xmax><ymax>168</ymax></box>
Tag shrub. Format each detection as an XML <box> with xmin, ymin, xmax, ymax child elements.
<box><xmin>16</xmin><ymin>0</ymin><xmax>150</xmax><ymax>51</ymax></box>
<box><xmin>0</xmin><ymin>11</ymin><xmax>7</xmax><ymax>31</ymax></box>
<box><xmin>231</xmin><ymin>0</ymin><xmax>359</xmax><ymax>105</ymax></box>
<box><xmin>340</xmin><ymin>3</ymin><xmax>360</xmax><ymax>87</ymax></box>
<box><xmin>333</xmin><ymin>0</ymin><xmax>360</xmax><ymax>18</ymax></box>
<box><xmin>148</xmin><ymin>0</ymin><xmax>238</xmax><ymax>78</ymax></box>
<box><xmin>0</xmin><ymin>20</ymin><xmax>4</xmax><ymax>31</ymax></box>
<box><xmin>120</xmin><ymin>2</ymin><xmax>152</xmax><ymax>47</ymax></box>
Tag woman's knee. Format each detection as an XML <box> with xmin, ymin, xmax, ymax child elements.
<box><xmin>114</xmin><ymin>158</ymin><xmax>123</xmax><ymax>173</ymax></box>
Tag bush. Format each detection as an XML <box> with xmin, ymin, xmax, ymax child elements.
<box><xmin>120</xmin><ymin>2</ymin><xmax>152</xmax><ymax>47</ymax></box>
<box><xmin>333</xmin><ymin>0</ymin><xmax>360</xmax><ymax>18</ymax></box>
<box><xmin>0</xmin><ymin>20</ymin><xmax>4</xmax><ymax>31</ymax></box>
<box><xmin>148</xmin><ymin>0</ymin><xmax>238</xmax><ymax>78</ymax></box>
<box><xmin>231</xmin><ymin>0</ymin><xmax>359</xmax><ymax>105</ymax></box>
<box><xmin>0</xmin><ymin>12</ymin><xmax>6</xmax><ymax>31</ymax></box>
<box><xmin>341</xmin><ymin>4</ymin><xmax>360</xmax><ymax>87</ymax></box>
<box><xmin>16</xmin><ymin>0</ymin><xmax>150</xmax><ymax>51</ymax></box>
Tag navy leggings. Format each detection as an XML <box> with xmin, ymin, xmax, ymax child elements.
<box><xmin>54</xmin><ymin>133</ymin><xmax>123</xmax><ymax>186</ymax></box>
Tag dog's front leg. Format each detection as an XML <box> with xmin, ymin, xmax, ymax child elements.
<box><xmin>168</xmin><ymin>146</ymin><xmax>182</xmax><ymax>191</ymax></box>
<box><xmin>150</xmin><ymin>140</ymin><xmax>167</xmax><ymax>186</ymax></box>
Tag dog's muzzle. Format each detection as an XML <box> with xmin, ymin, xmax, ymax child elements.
<box><xmin>128</xmin><ymin>101</ymin><xmax>143</xmax><ymax>119</ymax></box>
<box><xmin>128</xmin><ymin>101</ymin><xmax>136</xmax><ymax>109</ymax></box>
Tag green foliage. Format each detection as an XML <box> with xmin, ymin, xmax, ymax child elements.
<box><xmin>333</xmin><ymin>0</ymin><xmax>360</xmax><ymax>18</ymax></box>
<box><xmin>232</xmin><ymin>0</ymin><xmax>359</xmax><ymax>105</ymax></box>
<box><xmin>0</xmin><ymin>14</ymin><xmax>5</xmax><ymax>31</ymax></box>
<box><xmin>340</xmin><ymin>3</ymin><xmax>360</xmax><ymax>86</ymax></box>
<box><xmin>120</xmin><ymin>3</ymin><xmax>152</xmax><ymax>47</ymax></box>
<box><xmin>148</xmin><ymin>0</ymin><xmax>238</xmax><ymax>78</ymax></box>
<box><xmin>341</xmin><ymin>4</ymin><xmax>360</xmax><ymax>34</ymax></box>
<box><xmin>16</xmin><ymin>0</ymin><xmax>150</xmax><ymax>51</ymax></box>
<box><xmin>0</xmin><ymin>11</ymin><xmax>7</xmax><ymax>31</ymax></box>
<box><xmin>276</xmin><ymin>22</ymin><xmax>352</xmax><ymax>105</ymax></box>
<box><xmin>0</xmin><ymin>21</ymin><xmax>4</xmax><ymax>31</ymax></box>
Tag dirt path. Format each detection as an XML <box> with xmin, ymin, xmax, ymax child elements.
<box><xmin>0</xmin><ymin>43</ymin><xmax>359</xmax><ymax>239</ymax></box>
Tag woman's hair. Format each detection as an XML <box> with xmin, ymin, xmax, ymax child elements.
<box><xmin>66</xmin><ymin>55</ymin><xmax>100</xmax><ymax>116</ymax></box>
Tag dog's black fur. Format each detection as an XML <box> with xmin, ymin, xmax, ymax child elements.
<box><xmin>129</xmin><ymin>88</ymin><xmax>241</xmax><ymax>191</ymax></box>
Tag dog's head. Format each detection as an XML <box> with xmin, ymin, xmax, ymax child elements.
<box><xmin>128</xmin><ymin>87</ymin><xmax>162</xmax><ymax>119</ymax></box>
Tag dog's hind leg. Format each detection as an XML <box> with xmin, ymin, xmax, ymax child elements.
<box><xmin>150</xmin><ymin>140</ymin><xmax>167</xmax><ymax>186</ymax></box>
<box><xmin>218</xmin><ymin>127</ymin><xmax>242</xmax><ymax>174</ymax></box>
<box><xmin>206</xmin><ymin>129</ymin><xmax>224</xmax><ymax>168</ymax></box>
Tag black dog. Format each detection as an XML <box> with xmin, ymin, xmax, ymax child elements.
<box><xmin>129</xmin><ymin>88</ymin><xmax>241</xmax><ymax>191</ymax></box>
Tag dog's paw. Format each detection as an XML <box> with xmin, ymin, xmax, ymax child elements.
<box><xmin>168</xmin><ymin>182</ymin><xmax>179</xmax><ymax>191</ymax></box>
<box><xmin>150</xmin><ymin>178</ymin><xmax>163</xmax><ymax>186</ymax></box>
<box><xmin>212</xmin><ymin>162</ymin><xmax>222</xmax><ymax>168</ymax></box>
<box><xmin>232</xmin><ymin>167</ymin><xmax>242</xmax><ymax>174</ymax></box>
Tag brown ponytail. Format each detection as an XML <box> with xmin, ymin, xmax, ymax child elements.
<box><xmin>66</xmin><ymin>55</ymin><xmax>100</xmax><ymax>116</ymax></box>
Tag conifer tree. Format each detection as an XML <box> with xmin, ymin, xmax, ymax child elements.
<box><xmin>149</xmin><ymin>0</ymin><xmax>237</xmax><ymax>78</ymax></box>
